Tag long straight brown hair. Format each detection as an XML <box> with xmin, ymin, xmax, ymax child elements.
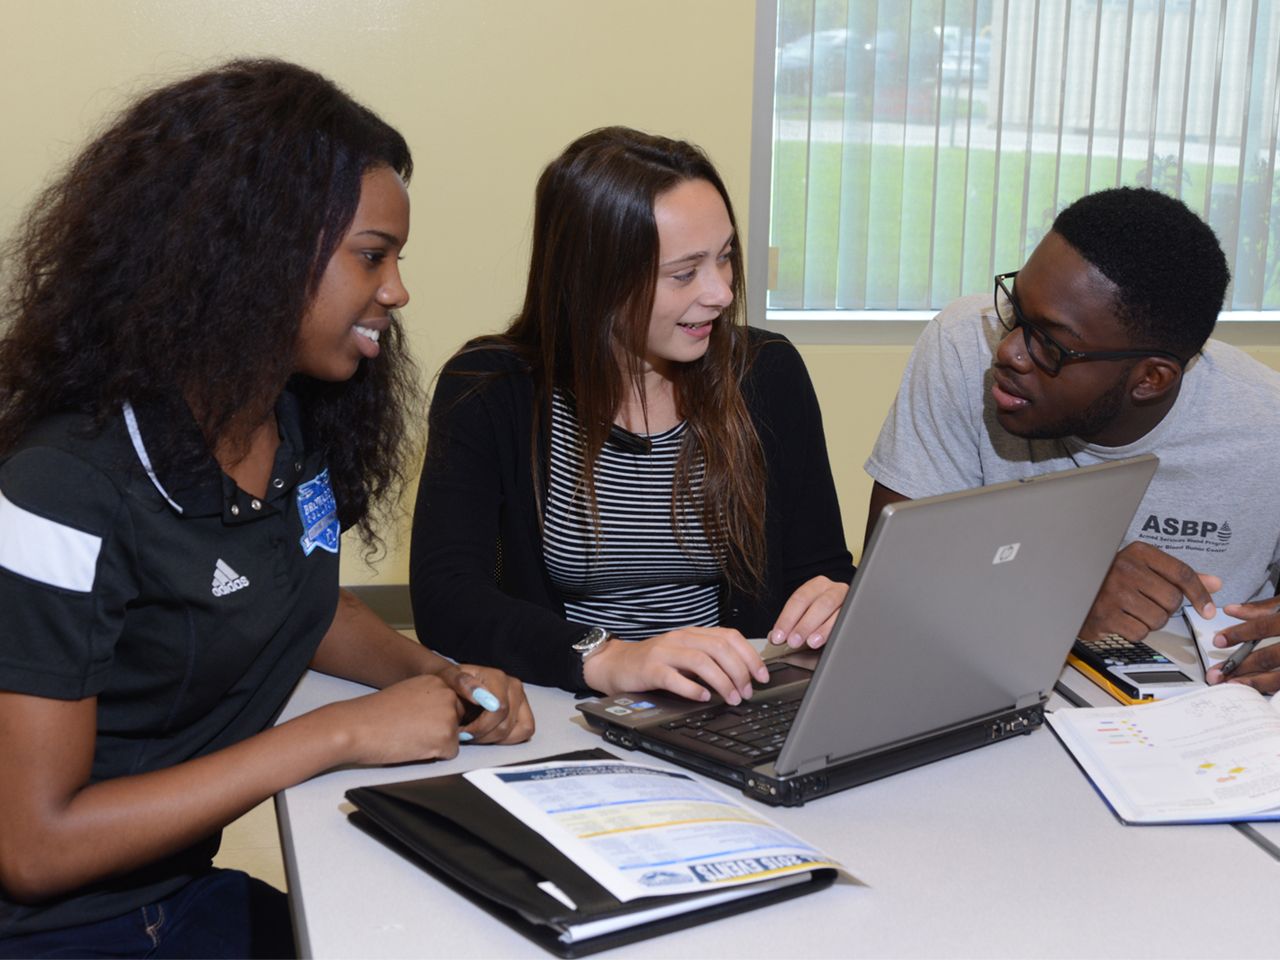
<box><xmin>496</xmin><ymin>126</ymin><xmax>767</xmax><ymax>591</ymax></box>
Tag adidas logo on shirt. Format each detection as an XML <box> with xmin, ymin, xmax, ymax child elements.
<box><xmin>211</xmin><ymin>559</ymin><xmax>250</xmax><ymax>597</ymax></box>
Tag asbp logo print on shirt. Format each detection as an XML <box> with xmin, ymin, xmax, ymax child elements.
<box><xmin>1138</xmin><ymin>515</ymin><xmax>1232</xmax><ymax>554</ymax></box>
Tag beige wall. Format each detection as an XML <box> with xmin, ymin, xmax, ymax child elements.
<box><xmin>5</xmin><ymin>2</ymin><xmax>1279</xmax><ymax>584</ymax></box>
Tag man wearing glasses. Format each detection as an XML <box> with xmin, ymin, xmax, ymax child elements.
<box><xmin>865</xmin><ymin>187</ymin><xmax>1280</xmax><ymax>693</ymax></box>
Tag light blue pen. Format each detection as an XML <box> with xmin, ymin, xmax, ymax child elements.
<box><xmin>472</xmin><ymin>687</ymin><xmax>501</xmax><ymax>712</ymax></box>
<box><xmin>459</xmin><ymin>687</ymin><xmax>502</xmax><ymax>742</ymax></box>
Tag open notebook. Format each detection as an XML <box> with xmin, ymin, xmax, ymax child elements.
<box><xmin>1048</xmin><ymin>683</ymin><xmax>1280</xmax><ymax>823</ymax></box>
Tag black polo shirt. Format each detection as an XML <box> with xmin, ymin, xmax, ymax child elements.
<box><xmin>0</xmin><ymin>392</ymin><xmax>339</xmax><ymax>937</ymax></box>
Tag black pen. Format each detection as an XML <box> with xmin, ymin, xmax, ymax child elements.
<box><xmin>1218</xmin><ymin>639</ymin><xmax>1259</xmax><ymax>678</ymax></box>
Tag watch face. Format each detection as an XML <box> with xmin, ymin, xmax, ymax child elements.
<box><xmin>573</xmin><ymin>627</ymin><xmax>609</xmax><ymax>653</ymax></box>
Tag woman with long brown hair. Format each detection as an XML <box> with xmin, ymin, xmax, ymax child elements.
<box><xmin>410</xmin><ymin>126</ymin><xmax>853</xmax><ymax>700</ymax></box>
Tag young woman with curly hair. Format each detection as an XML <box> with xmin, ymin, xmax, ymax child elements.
<box><xmin>410</xmin><ymin>127</ymin><xmax>854</xmax><ymax>701</ymax></box>
<box><xmin>0</xmin><ymin>59</ymin><xmax>531</xmax><ymax>958</ymax></box>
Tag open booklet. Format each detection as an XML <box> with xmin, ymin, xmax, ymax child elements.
<box><xmin>345</xmin><ymin>749</ymin><xmax>845</xmax><ymax>957</ymax></box>
<box><xmin>1182</xmin><ymin>604</ymin><xmax>1279</xmax><ymax>676</ymax></box>
<box><xmin>1046</xmin><ymin>683</ymin><xmax>1280</xmax><ymax>824</ymax></box>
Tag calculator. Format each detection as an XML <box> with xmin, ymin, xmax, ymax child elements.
<box><xmin>1070</xmin><ymin>634</ymin><xmax>1196</xmax><ymax>700</ymax></box>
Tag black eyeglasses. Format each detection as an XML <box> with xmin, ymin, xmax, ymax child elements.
<box><xmin>993</xmin><ymin>271</ymin><xmax>1184</xmax><ymax>376</ymax></box>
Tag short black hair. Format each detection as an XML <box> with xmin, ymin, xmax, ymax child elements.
<box><xmin>1052</xmin><ymin>187</ymin><xmax>1229</xmax><ymax>359</ymax></box>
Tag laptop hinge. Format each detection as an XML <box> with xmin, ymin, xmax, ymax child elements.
<box><xmin>782</xmin><ymin>697</ymin><xmax>1047</xmax><ymax>778</ymax></box>
<box><xmin>792</xmin><ymin>757</ymin><xmax>827</xmax><ymax>776</ymax></box>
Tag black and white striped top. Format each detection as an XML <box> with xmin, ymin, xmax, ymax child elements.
<box><xmin>543</xmin><ymin>391</ymin><xmax>721</xmax><ymax>640</ymax></box>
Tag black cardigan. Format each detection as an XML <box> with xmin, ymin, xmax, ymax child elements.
<box><xmin>409</xmin><ymin>327</ymin><xmax>855</xmax><ymax>692</ymax></box>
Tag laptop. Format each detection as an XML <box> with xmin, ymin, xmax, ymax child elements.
<box><xmin>577</xmin><ymin>455</ymin><xmax>1158</xmax><ymax>806</ymax></box>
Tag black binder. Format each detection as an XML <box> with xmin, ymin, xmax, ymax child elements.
<box><xmin>345</xmin><ymin>749</ymin><xmax>837</xmax><ymax>957</ymax></box>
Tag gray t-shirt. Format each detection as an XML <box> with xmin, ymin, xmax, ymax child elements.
<box><xmin>866</xmin><ymin>293</ymin><xmax>1280</xmax><ymax>606</ymax></box>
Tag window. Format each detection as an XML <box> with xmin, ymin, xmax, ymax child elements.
<box><xmin>753</xmin><ymin>0</ymin><xmax>1280</xmax><ymax>324</ymax></box>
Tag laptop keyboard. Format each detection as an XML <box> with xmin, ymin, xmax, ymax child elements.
<box><xmin>660</xmin><ymin>695</ymin><xmax>803</xmax><ymax>762</ymax></box>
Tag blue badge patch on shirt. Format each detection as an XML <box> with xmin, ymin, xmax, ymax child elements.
<box><xmin>297</xmin><ymin>468</ymin><xmax>340</xmax><ymax>556</ymax></box>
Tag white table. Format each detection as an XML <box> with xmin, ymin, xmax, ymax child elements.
<box><xmin>276</xmin><ymin>665</ymin><xmax>1280</xmax><ymax>959</ymax></box>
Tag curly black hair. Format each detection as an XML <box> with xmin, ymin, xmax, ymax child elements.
<box><xmin>1053</xmin><ymin>187</ymin><xmax>1229</xmax><ymax>359</ymax></box>
<box><xmin>0</xmin><ymin>59</ymin><xmax>419</xmax><ymax>553</ymax></box>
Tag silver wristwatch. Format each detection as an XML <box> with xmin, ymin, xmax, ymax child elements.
<box><xmin>572</xmin><ymin>626</ymin><xmax>612</xmax><ymax>661</ymax></box>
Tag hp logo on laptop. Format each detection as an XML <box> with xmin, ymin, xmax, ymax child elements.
<box><xmin>992</xmin><ymin>543</ymin><xmax>1021</xmax><ymax>564</ymax></box>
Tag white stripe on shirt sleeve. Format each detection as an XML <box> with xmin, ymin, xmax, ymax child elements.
<box><xmin>0</xmin><ymin>491</ymin><xmax>102</xmax><ymax>592</ymax></box>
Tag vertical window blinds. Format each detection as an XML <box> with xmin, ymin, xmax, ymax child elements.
<box><xmin>768</xmin><ymin>0</ymin><xmax>1280</xmax><ymax>315</ymax></box>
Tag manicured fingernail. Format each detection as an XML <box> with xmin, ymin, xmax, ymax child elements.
<box><xmin>769</xmin><ymin>630</ymin><xmax>786</xmax><ymax>644</ymax></box>
<box><xmin>755</xmin><ymin>666</ymin><xmax>770</xmax><ymax>683</ymax></box>
<box><xmin>806</xmin><ymin>633</ymin><xmax>824</xmax><ymax>648</ymax></box>
<box><xmin>473</xmin><ymin>688</ymin><xmax>501</xmax><ymax>712</ymax></box>
<box><xmin>788</xmin><ymin>633</ymin><xmax>803</xmax><ymax>648</ymax></box>
<box><xmin>1213</xmin><ymin>634</ymin><xmax>1227</xmax><ymax>648</ymax></box>
<box><xmin>458</xmin><ymin>731</ymin><xmax>474</xmax><ymax>742</ymax></box>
